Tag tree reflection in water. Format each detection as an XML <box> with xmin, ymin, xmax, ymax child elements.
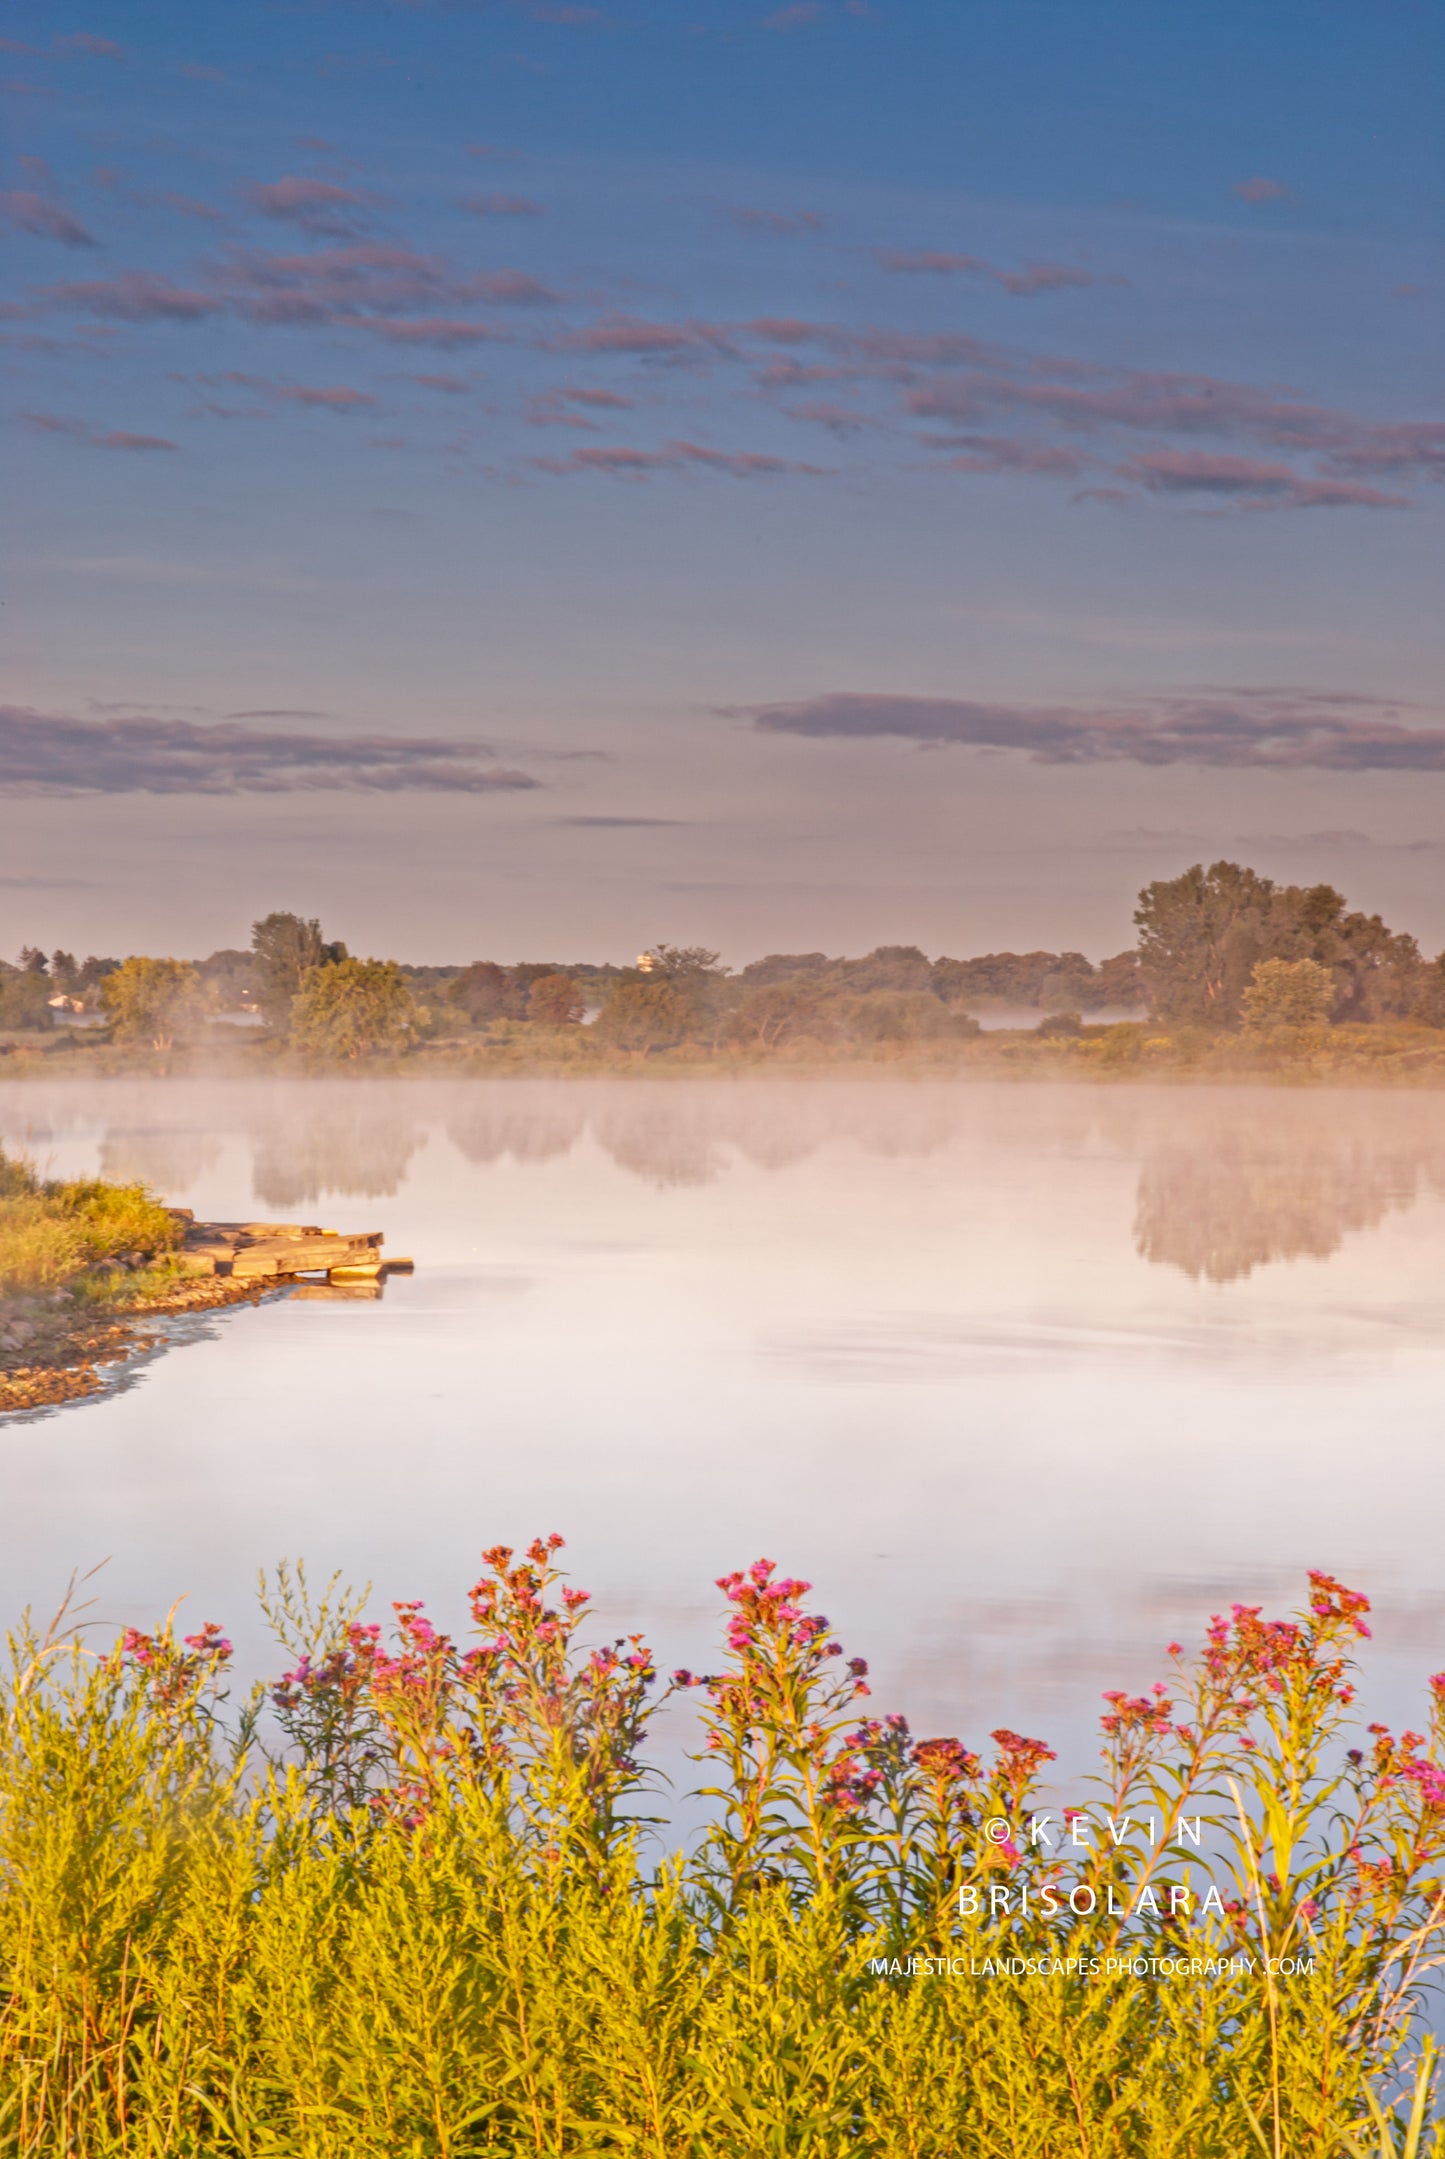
<box><xmin>1134</xmin><ymin>1123</ymin><xmax>1445</xmax><ymax>1282</ymax></box>
<box><xmin>248</xmin><ymin>1090</ymin><xmax>424</xmax><ymax>1208</ymax></box>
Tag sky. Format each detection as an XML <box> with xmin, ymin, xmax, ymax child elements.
<box><xmin>3</xmin><ymin>0</ymin><xmax>1443</xmax><ymax>965</ymax></box>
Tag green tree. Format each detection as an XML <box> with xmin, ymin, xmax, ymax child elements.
<box><xmin>1240</xmin><ymin>957</ymin><xmax>1336</xmax><ymax>1031</ymax></box>
<box><xmin>251</xmin><ymin>912</ymin><xmax>346</xmax><ymax>1026</ymax></box>
<box><xmin>729</xmin><ymin>981</ymin><xmax>829</xmax><ymax>1048</ymax></box>
<box><xmin>526</xmin><ymin>972</ymin><xmax>584</xmax><ymax>1026</ymax></box>
<box><xmin>594</xmin><ymin>980</ymin><xmax>693</xmax><ymax>1055</ymax></box>
<box><xmin>1135</xmin><ymin>862</ymin><xmax>1279</xmax><ymax>1026</ymax></box>
<box><xmin>288</xmin><ymin>958</ymin><xmax>416</xmax><ymax>1060</ymax></box>
<box><xmin>0</xmin><ymin>971</ymin><xmax>55</xmax><ymax>1031</ymax></box>
<box><xmin>101</xmin><ymin>957</ymin><xmax>204</xmax><ymax>1049</ymax></box>
<box><xmin>1411</xmin><ymin>954</ymin><xmax>1445</xmax><ymax>1028</ymax></box>
<box><xmin>1136</xmin><ymin>864</ymin><xmax>1424</xmax><ymax>1029</ymax></box>
<box><xmin>448</xmin><ymin>961</ymin><xmax>528</xmax><ymax>1025</ymax></box>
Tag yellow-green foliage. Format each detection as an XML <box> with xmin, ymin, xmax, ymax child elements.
<box><xmin>0</xmin><ymin>1146</ymin><xmax>180</xmax><ymax>1303</ymax></box>
<box><xmin>1</xmin><ymin>1550</ymin><xmax>1442</xmax><ymax>2156</ymax></box>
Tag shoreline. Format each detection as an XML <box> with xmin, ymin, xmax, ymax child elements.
<box><xmin>2</xmin><ymin>1033</ymin><xmax>1445</xmax><ymax>1088</ymax></box>
<box><xmin>0</xmin><ymin>1273</ymin><xmax>274</xmax><ymax>1418</ymax></box>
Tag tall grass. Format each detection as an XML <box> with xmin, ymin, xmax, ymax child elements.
<box><xmin>1</xmin><ymin>1545</ymin><xmax>1441</xmax><ymax>2155</ymax></box>
<box><xmin>0</xmin><ymin>1145</ymin><xmax>180</xmax><ymax>1302</ymax></box>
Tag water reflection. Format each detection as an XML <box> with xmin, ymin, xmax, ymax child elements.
<box><xmin>3</xmin><ymin>1075</ymin><xmax>1445</xmax><ymax>1779</ymax></box>
<box><xmin>1134</xmin><ymin>1121</ymin><xmax>1445</xmax><ymax>1282</ymax></box>
<box><xmin>99</xmin><ymin>1129</ymin><xmax>223</xmax><ymax>1192</ymax></box>
<box><xmin>248</xmin><ymin>1094</ymin><xmax>424</xmax><ymax>1208</ymax></box>
<box><xmin>7</xmin><ymin>1080</ymin><xmax>1445</xmax><ymax>1282</ymax></box>
<box><xmin>445</xmin><ymin>1095</ymin><xmax>587</xmax><ymax>1169</ymax></box>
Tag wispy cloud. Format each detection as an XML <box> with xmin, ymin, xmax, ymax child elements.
<box><xmin>1</xmin><ymin>31</ymin><xmax>122</xmax><ymax>59</ymax></box>
<box><xmin>244</xmin><ymin>175</ymin><xmax>376</xmax><ymax>236</ymax></box>
<box><xmin>1120</xmin><ymin>450</ymin><xmax>1405</xmax><ymax>511</ymax></box>
<box><xmin>732</xmin><ymin>687</ymin><xmax>1445</xmax><ymax>771</ymax></box>
<box><xmin>0</xmin><ymin>185</ymin><xmax>95</xmax><ymax>247</ymax></box>
<box><xmin>556</xmin><ymin>312</ymin><xmax>737</xmax><ymax>359</ymax></box>
<box><xmin>45</xmin><ymin>270</ymin><xmax>221</xmax><ymax>319</ymax></box>
<box><xmin>875</xmin><ymin>249</ymin><xmax>1114</xmax><ymax>295</ymax></box>
<box><xmin>23</xmin><ymin>411</ymin><xmax>178</xmax><ymax>451</ymax></box>
<box><xmin>202</xmin><ymin>371</ymin><xmax>380</xmax><ymax>413</ymax></box>
<box><xmin>0</xmin><ymin>705</ymin><xmax>544</xmax><ymax>795</ymax></box>
<box><xmin>534</xmin><ymin>438</ymin><xmax>828</xmax><ymax>478</ymax></box>
<box><xmin>1233</xmin><ymin>176</ymin><xmax>1294</xmax><ymax>205</ymax></box>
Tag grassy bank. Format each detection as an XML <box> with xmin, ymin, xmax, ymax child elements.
<box><xmin>2</xmin><ymin>1546</ymin><xmax>1441</xmax><ymax>2154</ymax></box>
<box><xmin>4</xmin><ymin>1017</ymin><xmax>1445</xmax><ymax>1085</ymax></box>
<box><xmin>0</xmin><ymin>1148</ymin><xmax>257</xmax><ymax>1414</ymax></box>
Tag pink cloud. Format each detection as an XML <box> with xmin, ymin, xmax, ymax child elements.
<box><xmin>365</xmin><ymin>319</ymin><xmax>504</xmax><ymax>347</ymax></box>
<box><xmin>273</xmin><ymin>382</ymin><xmax>378</xmax><ymax>411</ymax></box>
<box><xmin>536</xmin><ymin>444</ymin><xmax>672</xmax><ymax>475</ymax></box>
<box><xmin>93</xmin><ymin>429</ymin><xmax>179</xmax><ymax>450</ymax></box>
<box><xmin>0</xmin><ymin>188</ymin><xmax>95</xmax><ymax>247</ymax></box>
<box><xmin>875</xmin><ymin>249</ymin><xmax>1110</xmax><ymax>295</ymax></box>
<box><xmin>24</xmin><ymin>411</ymin><xmax>177</xmax><ymax>451</ymax></box>
<box><xmin>534</xmin><ymin>438</ymin><xmax>827</xmax><ymax>478</ymax></box>
<box><xmin>410</xmin><ymin>372</ymin><xmax>474</xmax><ymax>393</ymax></box>
<box><xmin>1121</xmin><ymin>450</ymin><xmax>1405</xmax><ymax>511</ymax></box>
<box><xmin>1233</xmin><ymin>176</ymin><xmax>1293</xmax><ymax>204</ymax></box>
<box><xmin>54</xmin><ymin>33</ymin><xmax>123</xmax><ymax>57</ymax></box>
<box><xmin>46</xmin><ymin>271</ymin><xmax>221</xmax><ymax>319</ymax></box>
<box><xmin>764</xmin><ymin>1</ymin><xmax>826</xmax><ymax>26</ymax></box>
<box><xmin>245</xmin><ymin>175</ymin><xmax>374</xmax><ymax>235</ymax></box>
<box><xmin>939</xmin><ymin>434</ymin><xmax>1085</xmax><ymax>476</ymax></box>
<box><xmin>163</xmin><ymin>192</ymin><xmax>225</xmax><ymax>224</ymax></box>
<box><xmin>558</xmin><ymin>312</ymin><xmax>736</xmax><ymax>357</ymax></box>
<box><xmin>558</xmin><ymin>384</ymin><xmax>632</xmax><ymax>408</ymax></box>
<box><xmin>211</xmin><ymin>242</ymin><xmax>557</xmax><ymax>327</ymax></box>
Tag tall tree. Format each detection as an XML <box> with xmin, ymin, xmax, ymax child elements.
<box><xmin>595</xmin><ymin>980</ymin><xmax>693</xmax><ymax>1055</ymax></box>
<box><xmin>250</xmin><ymin>913</ymin><xmax>345</xmax><ymax>1025</ymax></box>
<box><xmin>289</xmin><ymin>958</ymin><xmax>416</xmax><ymax>1060</ymax></box>
<box><xmin>101</xmin><ymin>957</ymin><xmax>204</xmax><ymax>1050</ymax></box>
<box><xmin>1134</xmin><ymin>863</ymin><xmax>1279</xmax><ymax>1025</ymax></box>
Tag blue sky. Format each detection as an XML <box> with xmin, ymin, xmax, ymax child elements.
<box><xmin>4</xmin><ymin>0</ymin><xmax>1443</xmax><ymax>961</ymax></box>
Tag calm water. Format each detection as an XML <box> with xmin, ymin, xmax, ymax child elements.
<box><xmin>2</xmin><ymin>1076</ymin><xmax>1443</xmax><ymax>1779</ymax></box>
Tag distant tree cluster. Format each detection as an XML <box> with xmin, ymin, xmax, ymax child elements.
<box><xmin>1135</xmin><ymin>863</ymin><xmax>1439</xmax><ymax>1029</ymax></box>
<box><xmin>0</xmin><ymin>949</ymin><xmax>119</xmax><ymax>1031</ymax></box>
<box><xmin>4</xmin><ymin>864</ymin><xmax>1443</xmax><ymax>1056</ymax></box>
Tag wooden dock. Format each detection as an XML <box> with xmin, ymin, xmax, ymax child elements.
<box><xmin>166</xmin><ymin>1210</ymin><xmax>413</xmax><ymax>1287</ymax></box>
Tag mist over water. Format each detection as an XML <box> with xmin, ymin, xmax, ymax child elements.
<box><xmin>2</xmin><ymin>1076</ymin><xmax>1443</xmax><ymax>1786</ymax></box>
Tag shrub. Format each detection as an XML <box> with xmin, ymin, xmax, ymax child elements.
<box><xmin>0</xmin><ymin>1151</ymin><xmax>179</xmax><ymax>1302</ymax></box>
<box><xmin>0</xmin><ymin>972</ymin><xmax>55</xmax><ymax>1032</ymax></box>
<box><xmin>101</xmin><ymin>955</ymin><xmax>204</xmax><ymax>1049</ymax></box>
<box><xmin>525</xmin><ymin>972</ymin><xmax>584</xmax><ymax>1026</ymax></box>
<box><xmin>1242</xmin><ymin>957</ymin><xmax>1336</xmax><ymax>1031</ymax></box>
<box><xmin>289</xmin><ymin>957</ymin><xmax>417</xmax><ymax>1060</ymax></box>
<box><xmin>594</xmin><ymin>979</ymin><xmax>694</xmax><ymax>1054</ymax></box>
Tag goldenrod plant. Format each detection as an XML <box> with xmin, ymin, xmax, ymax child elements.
<box><xmin>1</xmin><ymin>1545</ymin><xmax>1441</xmax><ymax>2154</ymax></box>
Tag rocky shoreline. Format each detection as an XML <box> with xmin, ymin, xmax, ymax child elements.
<box><xmin>0</xmin><ymin>1211</ymin><xmax>410</xmax><ymax>1417</ymax></box>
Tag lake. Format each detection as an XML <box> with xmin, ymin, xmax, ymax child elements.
<box><xmin>2</xmin><ymin>1075</ymin><xmax>1443</xmax><ymax>1786</ymax></box>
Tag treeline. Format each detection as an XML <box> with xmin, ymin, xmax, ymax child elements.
<box><xmin>4</xmin><ymin>864</ymin><xmax>1444</xmax><ymax>1057</ymax></box>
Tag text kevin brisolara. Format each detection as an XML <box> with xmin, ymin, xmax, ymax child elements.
<box><xmin>966</xmin><ymin>1807</ymin><xmax>1229</xmax><ymax>1919</ymax></box>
